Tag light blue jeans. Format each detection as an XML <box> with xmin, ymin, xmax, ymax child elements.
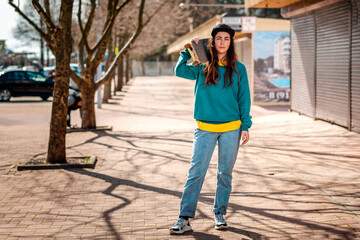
<box><xmin>179</xmin><ymin>128</ymin><xmax>241</xmax><ymax>218</ymax></box>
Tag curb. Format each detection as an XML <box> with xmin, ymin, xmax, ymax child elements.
<box><xmin>66</xmin><ymin>126</ymin><xmax>113</xmax><ymax>133</ymax></box>
<box><xmin>17</xmin><ymin>156</ymin><xmax>97</xmax><ymax>171</ymax></box>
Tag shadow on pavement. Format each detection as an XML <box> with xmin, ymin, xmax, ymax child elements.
<box><xmin>66</xmin><ymin>166</ymin><xmax>356</xmax><ymax>239</ymax></box>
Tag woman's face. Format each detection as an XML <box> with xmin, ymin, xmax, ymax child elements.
<box><xmin>214</xmin><ymin>31</ymin><xmax>231</xmax><ymax>56</ymax></box>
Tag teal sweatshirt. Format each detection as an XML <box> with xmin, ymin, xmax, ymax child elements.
<box><xmin>174</xmin><ymin>49</ymin><xmax>252</xmax><ymax>131</ymax></box>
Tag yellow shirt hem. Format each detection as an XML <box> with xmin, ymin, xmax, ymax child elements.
<box><xmin>196</xmin><ymin>120</ymin><xmax>241</xmax><ymax>133</ymax></box>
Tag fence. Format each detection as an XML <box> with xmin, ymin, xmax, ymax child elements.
<box><xmin>132</xmin><ymin>61</ymin><xmax>177</xmax><ymax>76</ymax></box>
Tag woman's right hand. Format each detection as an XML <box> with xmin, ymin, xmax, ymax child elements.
<box><xmin>192</xmin><ymin>36</ymin><xmax>199</xmax><ymax>45</ymax></box>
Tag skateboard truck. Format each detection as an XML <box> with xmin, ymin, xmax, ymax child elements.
<box><xmin>184</xmin><ymin>43</ymin><xmax>200</xmax><ymax>66</ymax></box>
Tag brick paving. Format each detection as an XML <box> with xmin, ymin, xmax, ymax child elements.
<box><xmin>0</xmin><ymin>76</ymin><xmax>360</xmax><ymax>239</ymax></box>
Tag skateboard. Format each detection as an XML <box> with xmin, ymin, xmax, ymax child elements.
<box><xmin>184</xmin><ymin>38</ymin><xmax>210</xmax><ymax>66</ymax></box>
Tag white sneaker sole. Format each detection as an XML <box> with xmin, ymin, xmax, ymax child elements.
<box><xmin>169</xmin><ymin>225</ymin><xmax>192</xmax><ymax>234</ymax></box>
<box><xmin>215</xmin><ymin>224</ymin><xmax>228</xmax><ymax>230</ymax></box>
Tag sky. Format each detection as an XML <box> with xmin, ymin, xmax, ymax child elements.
<box><xmin>253</xmin><ymin>31</ymin><xmax>290</xmax><ymax>60</ymax></box>
<box><xmin>0</xmin><ymin>0</ymin><xmax>38</xmax><ymax>54</ymax></box>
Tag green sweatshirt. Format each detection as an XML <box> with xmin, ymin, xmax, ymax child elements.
<box><xmin>174</xmin><ymin>49</ymin><xmax>252</xmax><ymax>131</ymax></box>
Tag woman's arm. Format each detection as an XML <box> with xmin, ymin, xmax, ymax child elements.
<box><xmin>237</xmin><ymin>63</ymin><xmax>252</xmax><ymax>132</ymax></box>
<box><xmin>174</xmin><ymin>49</ymin><xmax>199</xmax><ymax>80</ymax></box>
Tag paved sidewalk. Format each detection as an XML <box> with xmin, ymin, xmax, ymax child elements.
<box><xmin>0</xmin><ymin>76</ymin><xmax>360</xmax><ymax>239</ymax></box>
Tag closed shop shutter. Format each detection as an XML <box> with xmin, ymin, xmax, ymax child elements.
<box><xmin>351</xmin><ymin>0</ymin><xmax>360</xmax><ymax>133</ymax></box>
<box><xmin>315</xmin><ymin>1</ymin><xmax>351</xmax><ymax>127</ymax></box>
<box><xmin>291</xmin><ymin>14</ymin><xmax>316</xmax><ymax>117</ymax></box>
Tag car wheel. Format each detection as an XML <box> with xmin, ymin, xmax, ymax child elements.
<box><xmin>41</xmin><ymin>96</ymin><xmax>49</xmax><ymax>101</ymax></box>
<box><xmin>0</xmin><ymin>89</ymin><xmax>11</xmax><ymax>102</ymax></box>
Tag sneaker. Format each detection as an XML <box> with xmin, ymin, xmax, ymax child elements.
<box><xmin>214</xmin><ymin>213</ymin><xmax>228</xmax><ymax>230</ymax></box>
<box><xmin>170</xmin><ymin>218</ymin><xmax>192</xmax><ymax>234</ymax></box>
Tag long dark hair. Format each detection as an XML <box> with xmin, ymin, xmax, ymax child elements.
<box><xmin>203</xmin><ymin>35</ymin><xmax>240</xmax><ymax>87</ymax></box>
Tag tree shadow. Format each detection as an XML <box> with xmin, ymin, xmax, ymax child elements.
<box><xmin>66</xmin><ymin>168</ymin><xmax>357</xmax><ymax>239</ymax></box>
<box><xmin>22</xmin><ymin>126</ymin><xmax>359</xmax><ymax>239</ymax></box>
<box><xmin>227</xmin><ymin>227</ymin><xmax>269</xmax><ymax>240</ymax></box>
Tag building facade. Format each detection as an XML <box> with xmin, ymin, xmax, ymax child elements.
<box><xmin>246</xmin><ymin>0</ymin><xmax>360</xmax><ymax>133</ymax></box>
<box><xmin>167</xmin><ymin>15</ymin><xmax>291</xmax><ymax>105</ymax></box>
<box><xmin>274</xmin><ymin>35</ymin><xmax>290</xmax><ymax>74</ymax></box>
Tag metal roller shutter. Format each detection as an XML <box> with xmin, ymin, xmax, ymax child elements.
<box><xmin>291</xmin><ymin>14</ymin><xmax>316</xmax><ymax>117</ymax></box>
<box><xmin>351</xmin><ymin>0</ymin><xmax>360</xmax><ymax>133</ymax></box>
<box><xmin>315</xmin><ymin>1</ymin><xmax>351</xmax><ymax>127</ymax></box>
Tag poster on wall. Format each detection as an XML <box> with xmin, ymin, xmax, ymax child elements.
<box><xmin>253</xmin><ymin>31</ymin><xmax>290</xmax><ymax>103</ymax></box>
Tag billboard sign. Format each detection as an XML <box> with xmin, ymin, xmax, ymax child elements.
<box><xmin>253</xmin><ymin>31</ymin><xmax>291</xmax><ymax>103</ymax></box>
<box><xmin>222</xmin><ymin>16</ymin><xmax>242</xmax><ymax>31</ymax></box>
<box><xmin>242</xmin><ymin>17</ymin><xmax>256</xmax><ymax>32</ymax></box>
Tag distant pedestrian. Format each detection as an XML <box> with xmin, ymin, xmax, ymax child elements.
<box><xmin>170</xmin><ymin>24</ymin><xmax>252</xmax><ymax>234</ymax></box>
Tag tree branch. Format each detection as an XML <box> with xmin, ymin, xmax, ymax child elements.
<box><xmin>95</xmin><ymin>0</ymin><xmax>148</xmax><ymax>89</ymax></box>
<box><xmin>90</xmin><ymin>0</ymin><xmax>132</xmax><ymax>52</ymax></box>
<box><xmin>77</xmin><ymin>0</ymin><xmax>91</xmax><ymax>53</ymax></box>
<box><xmin>32</xmin><ymin>0</ymin><xmax>57</xmax><ymax>32</ymax></box>
<box><xmin>83</xmin><ymin>0</ymin><xmax>96</xmax><ymax>40</ymax></box>
<box><xmin>43</xmin><ymin>0</ymin><xmax>51</xmax><ymax>22</ymax></box>
<box><xmin>143</xmin><ymin>0</ymin><xmax>167</xmax><ymax>27</ymax></box>
<box><xmin>8</xmin><ymin>0</ymin><xmax>50</xmax><ymax>42</ymax></box>
<box><xmin>95</xmin><ymin>31</ymin><xmax>135</xmax><ymax>89</ymax></box>
<box><xmin>90</xmin><ymin>0</ymin><xmax>132</xmax><ymax>71</ymax></box>
<box><xmin>69</xmin><ymin>69</ymin><xmax>83</xmax><ymax>88</ymax></box>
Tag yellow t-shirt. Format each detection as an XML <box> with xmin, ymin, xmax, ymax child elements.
<box><xmin>218</xmin><ymin>60</ymin><xmax>227</xmax><ymax>67</ymax></box>
<box><xmin>196</xmin><ymin>120</ymin><xmax>241</xmax><ymax>133</ymax></box>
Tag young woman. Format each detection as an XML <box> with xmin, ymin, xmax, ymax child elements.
<box><xmin>170</xmin><ymin>24</ymin><xmax>252</xmax><ymax>234</ymax></box>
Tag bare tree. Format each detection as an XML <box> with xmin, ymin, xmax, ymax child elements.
<box><xmin>13</xmin><ymin>1</ymin><xmax>43</xmax><ymax>66</ymax></box>
<box><xmin>102</xmin><ymin>32</ymin><xmax>115</xmax><ymax>103</ymax></box>
<box><xmin>130</xmin><ymin>0</ymin><xmax>189</xmax><ymax>59</ymax></box>
<box><xmin>9</xmin><ymin>0</ymin><xmax>74</xmax><ymax>163</ymax></box>
<box><xmin>69</xmin><ymin>0</ymin><xmax>166</xmax><ymax>129</ymax></box>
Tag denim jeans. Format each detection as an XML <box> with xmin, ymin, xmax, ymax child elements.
<box><xmin>179</xmin><ymin>128</ymin><xmax>241</xmax><ymax>218</ymax></box>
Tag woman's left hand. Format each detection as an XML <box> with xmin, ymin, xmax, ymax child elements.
<box><xmin>241</xmin><ymin>131</ymin><xmax>250</xmax><ymax>145</ymax></box>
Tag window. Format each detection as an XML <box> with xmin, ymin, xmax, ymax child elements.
<box><xmin>26</xmin><ymin>72</ymin><xmax>47</xmax><ymax>82</ymax></box>
<box><xmin>7</xmin><ymin>71</ymin><xmax>27</xmax><ymax>81</ymax></box>
<box><xmin>0</xmin><ymin>72</ymin><xmax>7</xmax><ymax>81</ymax></box>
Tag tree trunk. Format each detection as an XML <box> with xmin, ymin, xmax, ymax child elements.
<box><xmin>46</xmin><ymin>45</ymin><xmax>50</xmax><ymax>67</ymax></box>
<box><xmin>40</xmin><ymin>20</ymin><xmax>44</xmax><ymax>66</ymax></box>
<box><xmin>78</xmin><ymin>44</ymin><xmax>85</xmax><ymax>76</ymax></box>
<box><xmin>125</xmin><ymin>53</ymin><xmax>130</xmax><ymax>84</ymax></box>
<box><xmin>113</xmin><ymin>72</ymin><xmax>117</xmax><ymax>96</ymax></box>
<box><xmin>130</xmin><ymin>56</ymin><xmax>133</xmax><ymax>79</ymax></box>
<box><xmin>46</xmin><ymin>0</ymin><xmax>74</xmax><ymax>163</ymax></box>
<box><xmin>103</xmin><ymin>34</ymin><xmax>114</xmax><ymax>103</ymax></box>
<box><xmin>102</xmin><ymin>74</ymin><xmax>111</xmax><ymax>103</ymax></box>
<box><xmin>117</xmin><ymin>57</ymin><xmax>123</xmax><ymax>91</ymax></box>
<box><xmin>157</xmin><ymin>56</ymin><xmax>161</xmax><ymax>75</ymax></box>
<box><xmin>81</xmin><ymin>82</ymin><xmax>97</xmax><ymax>129</ymax></box>
<box><xmin>40</xmin><ymin>38</ymin><xmax>44</xmax><ymax>66</ymax></box>
<box><xmin>141</xmin><ymin>57</ymin><xmax>145</xmax><ymax>76</ymax></box>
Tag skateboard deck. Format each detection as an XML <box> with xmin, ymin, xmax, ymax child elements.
<box><xmin>184</xmin><ymin>38</ymin><xmax>210</xmax><ymax>66</ymax></box>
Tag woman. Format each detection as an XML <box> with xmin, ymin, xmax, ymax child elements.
<box><xmin>170</xmin><ymin>24</ymin><xmax>252</xmax><ymax>234</ymax></box>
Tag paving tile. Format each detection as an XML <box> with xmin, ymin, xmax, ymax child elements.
<box><xmin>0</xmin><ymin>76</ymin><xmax>360</xmax><ymax>239</ymax></box>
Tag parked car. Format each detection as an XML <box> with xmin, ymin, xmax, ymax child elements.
<box><xmin>22</xmin><ymin>66</ymin><xmax>39</xmax><ymax>72</ymax></box>
<box><xmin>0</xmin><ymin>70</ymin><xmax>54</xmax><ymax>101</ymax></box>
<box><xmin>41</xmin><ymin>66</ymin><xmax>56</xmax><ymax>81</ymax></box>
<box><xmin>41</xmin><ymin>64</ymin><xmax>80</xmax><ymax>82</ymax></box>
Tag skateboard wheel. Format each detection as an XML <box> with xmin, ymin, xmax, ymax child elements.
<box><xmin>193</xmin><ymin>61</ymin><xmax>199</xmax><ymax>66</ymax></box>
<box><xmin>184</xmin><ymin>43</ymin><xmax>191</xmax><ymax>49</ymax></box>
